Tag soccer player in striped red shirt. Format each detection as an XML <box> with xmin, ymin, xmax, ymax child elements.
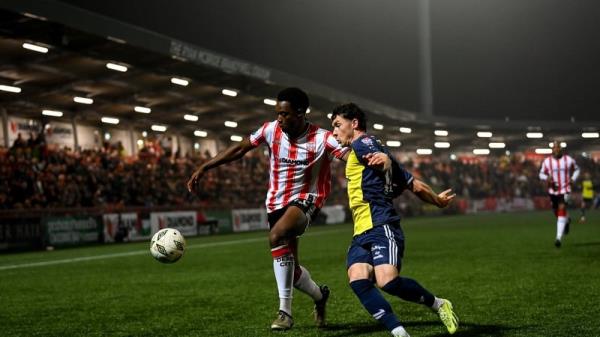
<box><xmin>539</xmin><ymin>141</ymin><xmax>580</xmax><ymax>247</ymax></box>
<box><xmin>187</xmin><ymin>88</ymin><xmax>350</xmax><ymax>330</ymax></box>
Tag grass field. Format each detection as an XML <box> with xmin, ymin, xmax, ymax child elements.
<box><xmin>1</xmin><ymin>211</ymin><xmax>599</xmax><ymax>337</ymax></box>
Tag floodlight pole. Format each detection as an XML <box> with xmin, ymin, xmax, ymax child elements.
<box><xmin>129</xmin><ymin>127</ymin><xmax>136</xmax><ymax>156</ymax></box>
<box><xmin>71</xmin><ymin>116</ymin><xmax>79</xmax><ymax>151</ymax></box>
<box><xmin>418</xmin><ymin>0</ymin><xmax>433</xmax><ymax>119</ymax></box>
<box><xmin>1</xmin><ymin>108</ymin><xmax>8</xmax><ymax>148</ymax></box>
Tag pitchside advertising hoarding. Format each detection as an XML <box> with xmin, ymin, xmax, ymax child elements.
<box><xmin>44</xmin><ymin>215</ymin><xmax>103</xmax><ymax>246</ymax></box>
<box><xmin>150</xmin><ymin>211</ymin><xmax>198</xmax><ymax>236</ymax></box>
<box><xmin>232</xmin><ymin>208</ymin><xmax>268</xmax><ymax>232</ymax></box>
<box><xmin>102</xmin><ymin>213</ymin><xmax>151</xmax><ymax>242</ymax></box>
<box><xmin>0</xmin><ymin>217</ymin><xmax>44</xmax><ymax>251</ymax></box>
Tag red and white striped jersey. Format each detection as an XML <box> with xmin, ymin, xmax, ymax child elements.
<box><xmin>539</xmin><ymin>155</ymin><xmax>580</xmax><ymax>195</ymax></box>
<box><xmin>250</xmin><ymin>121</ymin><xmax>349</xmax><ymax>212</ymax></box>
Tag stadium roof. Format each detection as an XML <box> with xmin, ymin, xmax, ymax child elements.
<box><xmin>0</xmin><ymin>1</ymin><xmax>599</xmax><ymax>154</ymax></box>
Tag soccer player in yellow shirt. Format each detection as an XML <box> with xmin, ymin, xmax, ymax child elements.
<box><xmin>580</xmin><ymin>172</ymin><xmax>594</xmax><ymax>223</ymax></box>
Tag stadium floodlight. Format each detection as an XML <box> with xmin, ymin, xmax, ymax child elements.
<box><xmin>535</xmin><ymin>148</ymin><xmax>552</xmax><ymax>154</ymax></box>
<box><xmin>101</xmin><ymin>117</ymin><xmax>119</xmax><ymax>124</ymax></box>
<box><xmin>194</xmin><ymin>143</ymin><xmax>200</xmax><ymax>150</ymax></box>
<box><xmin>263</xmin><ymin>98</ymin><xmax>276</xmax><ymax>106</ymax></box>
<box><xmin>22</xmin><ymin>42</ymin><xmax>48</xmax><ymax>53</ymax></box>
<box><xmin>547</xmin><ymin>142</ymin><xmax>567</xmax><ymax>148</ymax></box>
<box><xmin>477</xmin><ymin>131</ymin><xmax>493</xmax><ymax>138</ymax></box>
<box><xmin>42</xmin><ymin>110</ymin><xmax>63</xmax><ymax>117</ymax></box>
<box><xmin>434</xmin><ymin>142</ymin><xmax>450</xmax><ymax>148</ymax></box>
<box><xmin>107</xmin><ymin>36</ymin><xmax>127</xmax><ymax>44</ymax></box>
<box><xmin>194</xmin><ymin>130</ymin><xmax>208</xmax><ymax>137</ymax></box>
<box><xmin>526</xmin><ymin>132</ymin><xmax>543</xmax><ymax>139</ymax></box>
<box><xmin>23</xmin><ymin>12</ymin><xmax>48</xmax><ymax>21</ymax></box>
<box><xmin>230</xmin><ymin>135</ymin><xmax>243</xmax><ymax>142</ymax></box>
<box><xmin>104</xmin><ymin>133</ymin><xmax>111</xmax><ymax>141</ymax></box>
<box><xmin>473</xmin><ymin>149</ymin><xmax>490</xmax><ymax>155</ymax></box>
<box><xmin>136</xmin><ymin>139</ymin><xmax>144</xmax><ymax>147</ymax></box>
<box><xmin>450</xmin><ymin>154</ymin><xmax>457</xmax><ymax>160</ymax></box>
<box><xmin>416</xmin><ymin>148</ymin><xmax>432</xmax><ymax>155</ymax></box>
<box><xmin>373</xmin><ymin>124</ymin><xmax>384</xmax><ymax>130</ymax></box>
<box><xmin>106</xmin><ymin>62</ymin><xmax>128</xmax><ymax>72</ymax></box>
<box><xmin>224</xmin><ymin>121</ymin><xmax>238</xmax><ymax>128</ymax></box>
<box><xmin>327</xmin><ymin>113</ymin><xmax>333</xmax><ymax>119</ymax></box>
<box><xmin>73</xmin><ymin>96</ymin><xmax>93</xmax><ymax>104</ymax></box>
<box><xmin>434</xmin><ymin>130</ymin><xmax>448</xmax><ymax>137</ymax></box>
<box><xmin>184</xmin><ymin>114</ymin><xmax>199</xmax><ymax>122</ymax></box>
<box><xmin>386</xmin><ymin>141</ymin><xmax>401</xmax><ymax>147</ymax></box>
<box><xmin>151</xmin><ymin>125</ymin><xmax>167</xmax><ymax>132</ymax></box>
<box><xmin>171</xmin><ymin>77</ymin><xmax>189</xmax><ymax>86</ymax></box>
<box><xmin>399</xmin><ymin>127</ymin><xmax>412</xmax><ymax>134</ymax></box>
<box><xmin>142</xmin><ymin>131</ymin><xmax>148</xmax><ymax>137</ymax></box>
<box><xmin>489</xmin><ymin>142</ymin><xmax>506</xmax><ymax>149</ymax></box>
<box><xmin>0</xmin><ymin>84</ymin><xmax>21</xmax><ymax>93</ymax></box>
<box><xmin>134</xmin><ymin>106</ymin><xmax>151</xmax><ymax>114</ymax></box>
<box><xmin>306</xmin><ymin>107</ymin><xmax>311</xmax><ymax>114</ymax></box>
<box><xmin>581</xmin><ymin>132</ymin><xmax>599</xmax><ymax>139</ymax></box>
<box><xmin>222</xmin><ymin>89</ymin><xmax>238</xmax><ymax>97</ymax></box>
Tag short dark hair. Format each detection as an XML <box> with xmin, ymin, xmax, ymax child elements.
<box><xmin>277</xmin><ymin>87</ymin><xmax>310</xmax><ymax>113</ymax></box>
<box><xmin>331</xmin><ymin>103</ymin><xmax>367</xmax><ymax>131</ymax></box>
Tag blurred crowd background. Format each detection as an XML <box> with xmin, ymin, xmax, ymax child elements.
<box><xmin>2</xmin><ymin>135</ymin><xmax>599</xmax><ymax>212</ymax></box>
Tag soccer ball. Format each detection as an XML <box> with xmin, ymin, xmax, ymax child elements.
<box><xmin>150</xmin><ymin>228</ymin><xmax>186</xmax><ymax>263</ymax></box>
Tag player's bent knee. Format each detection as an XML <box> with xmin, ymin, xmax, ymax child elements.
<box><xmin>374</xmin><ymin>264</ymin><xmax>399</xmax><ymax>288</ymax></box>
<box><xmin>348</xmin><ymin>263</ymin><xmax>372</xmax><ymax>282</ymax></box>
<box><xmin>268</xmin><ymin>230</ymin><xmax>289</xmax><ymax>248</ymax></box>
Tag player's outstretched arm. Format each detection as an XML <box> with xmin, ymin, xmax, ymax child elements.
<box><xmin>187</xmin><ymin>138</ymin><xmax>255</xmax><ymax>193</ymax></box>
<box><xmin>410</xmin><ymin>178</ymin><xmax>456</xmax><ymax>208</ymax></box>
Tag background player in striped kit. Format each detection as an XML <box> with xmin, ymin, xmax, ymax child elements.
<box><xmin>187</xmin><ymin>87</ymin><xmax>350</xmax><ymax>330</ymax></box>
<box><xmin>539</xmin><ymin>141</ymin><xmax>580</xmax><ymax>247</ymax></box>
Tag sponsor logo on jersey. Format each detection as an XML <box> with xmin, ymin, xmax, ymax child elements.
<box><xmin>361</xmin><ymin>137</ymin><xmax>374</xmax><ymax>146</ymax></box>
<box><xmin>279</xmin><ymin>157</ymin><xmax>309</xmax><ymax>166</ymax></box>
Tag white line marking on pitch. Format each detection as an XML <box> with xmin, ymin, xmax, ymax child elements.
<box><xmin>0</xmin><ymin>227</ymin><xmax>348</xmax><ymax>271</ymax></box>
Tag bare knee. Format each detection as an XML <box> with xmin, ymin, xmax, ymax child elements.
<box><xmin>374</xmin><ymin>265</ymin><xmax>399</xmax><ymax>288</ymax></box>
<box><xmin>348</xmin><ymin>263</ymin><xmax>373</xmax><ymax>283</ymax></box>
<box><xmin>269</xmin><ymin>230</ymin><xmax>288</xmax><ymax>248</ymax></box>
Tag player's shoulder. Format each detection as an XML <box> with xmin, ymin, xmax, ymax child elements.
<box><xmin>312</xmin><ymin>123</ymin><xmax>331</xmax><ymax>135</ymax></box>
<box><xmin>257</xmin><ymin>120</ymin><xmax>279</xmax><ymax>134</ymax></box>
<box><xmin>351</xmin><ymin>134</ymin><xmax>381</xmax><ymax>150</ymax></box>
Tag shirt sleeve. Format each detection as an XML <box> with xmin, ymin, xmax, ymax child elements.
<box><xmin>249</xmin><ymin>122</ymin><xmax>269</xmax><ymax>147</ymax></box>
<box><xmin>539</xmin><ymin>159</ymin><xmax>549</xmax><ymax>181</ymax></box>
<box><xmin>393</xmin><ymin>162</ymin><xmax>414</xmax><ymax>190</ymax></box>
<box><xmin>350</xmin><ymin>136</ymin><xmax>384</xmax><ymax>165</ymax></box>
<box><xmin>324</xmin><ymin>132</ymin><xmax>350</xmax><ymax>159</ymax></box>
<box><xmin>570</xmin><ymin>157</ymin><xmax>580</xmax><ymax>182</ymax></box>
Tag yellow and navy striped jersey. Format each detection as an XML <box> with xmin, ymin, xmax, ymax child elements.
<box><xmin>582</xmin><ymin>179</ymin><xmax>594</xmax><ymax>199</ymax></box>
<box><xmin>346</xmin><ymin>134</ymin><xmax>414</xmax><ymax>236</ymax></box>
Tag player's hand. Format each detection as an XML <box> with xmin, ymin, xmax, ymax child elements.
<box><xmin>187</xmin><ymin>166</ymin><xmax>206</xmax><ymax>194</ymax></box>
<box><xmin>363</xmin><ymin>152</ymin><xmax>390</xmax><ymax>170</ymax></box>
<box><xmin>436</xmin><ymin>189</ymin><xmax>456</xmax><ymax>208</ymax></box>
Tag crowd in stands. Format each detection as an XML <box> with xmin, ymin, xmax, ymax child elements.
<box><xmin>1</xmin><ymin>133</ymin><xmax>599</xmax><ymax>211</ymax></box>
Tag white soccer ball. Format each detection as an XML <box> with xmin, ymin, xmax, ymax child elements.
<box><xmin>150</xmin><ymin>228</ymin><xmax>186</xmax><ymax>263</ymax></box>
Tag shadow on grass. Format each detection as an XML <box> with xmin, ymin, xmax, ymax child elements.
<box><xmin>298</xmin><ymin>321</ymin><xmax>526</xmax><ymax>337</ymax></box>
<box><xmin>572</xmin><ymin>241</ymin><xmax>600</xmax><ymax>247</ymax></box>
<box><xmin>427</xmin><ymin>321</ymin><xmax>529</xmax><ymax>337</ymax></box>
<box><xmin>317</xmin><ymin>321</ymin><xmax>385</xmax><ymax>336</ymax></box>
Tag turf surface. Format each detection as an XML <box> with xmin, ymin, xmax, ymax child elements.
<box><xmin>1</xmin><ymin>211</ymin><xmax>599</xmax><ymax>337</ymax></box>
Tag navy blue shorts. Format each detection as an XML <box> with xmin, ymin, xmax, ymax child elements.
<box><xmin>346</xmin><ymin>224</ymin><xmax>405</xmax><ymax>269</ymax></box>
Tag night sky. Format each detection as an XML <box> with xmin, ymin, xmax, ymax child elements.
<box><xmin>59</xmin><ymin>0</ymin><xmax>600</xmax><ymax>122</ymax></box>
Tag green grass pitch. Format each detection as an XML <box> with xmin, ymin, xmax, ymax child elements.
<box><xmin>1</xmin><ymin>211</ymin><xmax>599</xmax><ymax>337</ymax></box>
